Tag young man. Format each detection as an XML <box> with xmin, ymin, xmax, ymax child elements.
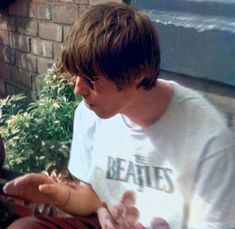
<box><xmin>4</xmin><ymin>2</ymin><xmax>235</xmax><ymax>229</ymax></box>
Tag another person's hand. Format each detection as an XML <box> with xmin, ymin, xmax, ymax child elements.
<box><xmin>3</xmin><ymin>173</ymin><xmax>70</xmax><ymax>207</ymax></box>
<box><xmin>97</xmin><ymin>190</ymin><xmax>144</xmax><ymax>229</ymax></box>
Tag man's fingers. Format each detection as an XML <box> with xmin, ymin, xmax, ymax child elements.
<box><xmin>4</xmin><ymin>173</ymin><xmax>51</xmax><ymax>192</ymax></box>
<box><xmin>3</xmin><ymin>173</ymin><xmax>56</xmax><ymax>203</ymax></box>
<box><xmin>109</xmin><ymin>203</ymin><xmax>125</xmax><ymax>220</ymax></box>
<box><xmin>99</xmin><ymin>191</ymin><xmax>141</xmax><ymax>229</ymax></box>
<box><xmin>3</xmin><ymin>177</ymin><xmax>26</xmax><ymax>196</ymax></box>
<box><xmin>39</xmin><ymin>183</ymin><xmax>58</xmax><ymax>194</ymax></box>
<box><xmin>3</xmin><ymin>180</ymin><xmax>15</xmax><ymax>193</ymax></box>
<box><xmin>4</xmin><ymin>179</ymin><xmax>30</xmax><ymax>201</ymax></box>
<box><xmin>97</xmin><ymin>207</ymin><xmax>116</xmax><ymax>229</ymax></box>
<box><xmin>121</xmin><ymin>190</ymin><xmax>136</xmax><ymax>206</ymax></box>
<box><xmin>119</xmin><ymin>206</ymin><xmax>140</xmax><ymax>228</ymax></box>
<box><xmin>39</xmin><ymin>183</ymin><xmax>71</xmax><ymax>207</ymax></box>
<box><xmin>14</xmin><ymin>173</ymin><xmax>53</xmax><ymax>186</ymax></box>
<box><xmin>126</xmin><ymin>206</ymin><xmax>139</xmax><ymax>221</ymax></box>
<box><xmin>13</xmin><ymin>174</ymin><xmax>33</xmax><ymax>186</ymax></box>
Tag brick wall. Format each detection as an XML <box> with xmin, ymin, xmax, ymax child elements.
<box><xmin>0</xmin><ymin>0</ymin><xmax>122</xmax><ymax>98</ymax></box>
<box><xmin>0</xmin><ymin>0</ymin><xmax>234</xmax><ymax>128</ymax></box>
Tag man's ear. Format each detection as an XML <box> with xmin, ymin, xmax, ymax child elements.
<box><xmin>132</xmin><ymin>73</ymin><xmax>147</xmax><ymax>90</ymax></box>
<box><xmin>131</xmin><ymin>73</ymin><xmax>145</xmax><ymax>85</ymax></box>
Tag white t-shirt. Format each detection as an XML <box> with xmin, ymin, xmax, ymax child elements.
<box><xmin>68</xmin><ymin>81</ymin><xmax>235</xmax><ymax>229</ymax></box>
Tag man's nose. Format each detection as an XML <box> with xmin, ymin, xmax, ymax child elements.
<box><xmin>73</xmin><ymin>76</ymin><xmax>89</xmax><ymax>96</ymax></box>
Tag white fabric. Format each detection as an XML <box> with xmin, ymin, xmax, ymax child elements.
<box><xmin>68</xmin><ymin>81</ymin><xmax>235</xmax><ymax>229</ymax></box>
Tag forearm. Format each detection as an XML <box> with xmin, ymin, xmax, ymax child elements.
<box><xmin>3</xmin><ymin>172</ymin><xmax>102</xmax><ymax>216</ymax></box>
<box><xmin>59</xmin><ymin>181</ymin><xmax>103</xmax><ymax>216</ymax></box>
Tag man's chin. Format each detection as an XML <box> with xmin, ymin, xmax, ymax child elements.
<box><xmin>84</xmin><ymin>102</ymin><xmax>116</xmax><ymax>119</ymax></box>
<box><xmin>93</xmin><ymin>110</ymin><xmax>116</xmax><ymax>119</ymax></box>
<box><xmin>95</xmin><ymin>112</ymin><xmax>114</xmax><ymax>119</ymax></box>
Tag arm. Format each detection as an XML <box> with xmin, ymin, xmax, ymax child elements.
<box><xmin>3</xmin><ymin>104</ymin><xmax>100</xmax><ymax>216</ymax></box>
<box><xmin>42</xmin><ymin>178</ymin><xmax>103</xmax><ymax>216</ymax></box>
<box><xmin>3</xmin><ymin>173</ymin><xmax>103</xmax><ymax>216</ymax></box>
<box><xmin>188</xmin><ymin>130</ymin><xmax>235</xmax><ymax>228</ymax></box>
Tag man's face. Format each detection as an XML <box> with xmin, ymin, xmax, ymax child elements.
<box><xmin>73</xmin><ymin>75</ymin><xmax>139</xmax><ymax>119</ymax></box>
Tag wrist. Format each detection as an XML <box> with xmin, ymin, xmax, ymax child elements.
<box><xmin>59</xmin><ymin>186</ymin><xmax>71</xmax><ymax>209</ymax></box>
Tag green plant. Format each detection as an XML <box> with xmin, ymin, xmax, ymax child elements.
<box><xmin>0</xmin><ymin>66</ymin><xmax>81</xmax><ymax>173</ymax></box>
<box><xmin>0</xmin><ymin>94</ymin><xmax>26</xmax><ymax>119</ymax></box>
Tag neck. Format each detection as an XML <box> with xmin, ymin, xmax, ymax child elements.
<box><xmin>122</xmin><ymin>80</ymin><xmax>173</xmax><ymax>128</ymax></box>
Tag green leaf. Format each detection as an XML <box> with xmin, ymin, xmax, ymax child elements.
<box><xmin>1</xmin><ymin>66</ymin><xmax>81</xmax><ymax>173</ymax></box>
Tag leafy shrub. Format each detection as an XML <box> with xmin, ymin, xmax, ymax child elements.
<box><xmin>0</xmin><ymin>66</ymin><xmax>81</xmax><ymax>173</ymax></box>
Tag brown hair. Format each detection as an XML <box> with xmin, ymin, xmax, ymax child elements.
<box><xmin>61</xmin><ymin>2</ymin><xmax>160</xmax><ymax>90</ymax></box>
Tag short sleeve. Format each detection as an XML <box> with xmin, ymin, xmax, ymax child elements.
<box><xmin>188</xmin><ymin>130</ymin><xmax>235</xmax><ymax>229</ymax></box>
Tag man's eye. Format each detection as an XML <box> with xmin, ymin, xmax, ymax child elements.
<box><xmin>91</xmin><ymin>77</ymin><xmax>101</xmax><ymax>82</ymax></box>
<box><xmin>83</xmin><ymin>75</ymin><xmax>103</xmax><ymax>89</ymax></box>
<box><xmin>84</xmin><ymin>77</ymin><xmax>94</xmax><ymax>88</ymax></box>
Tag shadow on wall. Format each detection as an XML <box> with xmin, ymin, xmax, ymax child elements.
<box><xmin>0</xmin><ymin>0</ymin><xmax>35</xmax><ymax>96</ymax></box>
<box><xmin>0</xmin><ymin>0</ymin><xmax>17</xmax><ymax>10</ymax></box>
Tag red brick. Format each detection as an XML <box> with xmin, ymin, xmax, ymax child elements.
<box><xmin>0</xmin><ymin>45</ymin><xmax>14</xmax><ymax>64</ymax></box>
<box><xmin>75</xmin><ymin>0</ymin><xmax>89</xmax><ymax>4</ymax></box>
<box><xmin>32</xmin><ymin>73</ymin><xmax>39</xmax><ymax>91</ymax></box>
<box><xmin>52</xmin><ymin>4</ymin><xmax>78</xmax><ymax>24</ymax></box>
<box><xmin>31</xmin><ymin>38</ymin><xmax>53</xmax><ymax>58</ymax></box>
<box><xmin>0</xmin><ymin>78</ymin><xmax>6</xmax><ymax>95</ymax></box>
<box><xmin>63</xmin><ymin>25</ymin><xmax>72</xmax><ymax>40</ymax></box>
<box><xmin>5</xmin><ymin>82</ymin><xmax>16</xmax><ymax>95</ymax></box>
<box><xmin>0</xmin><ymin>61</ymin><xmax>11</xmax><ymax>79</ymax></box>
<box><xmin>29</xmin><ymin>1</ymin><xmax>51</xmax><ymax>20</ymax></box>
<box><xmin>39</xmin><ymin>22</ymin><xmax>62</xmax><ymax>42</ymax></box>
<box><xmin>15</xmin><ymin>51</ymin><xmax>37</xmax><ymax>72</ymax></box>
<box><xmin>79</xmin><ymin>4</ymin><xmax>91</xmax><ymax>16</ymax></box>
<box><xmin>9</xmin><ymin>33</ymin><xmax>31</xmax><ymax>52</ymax></box>
<box><xmin>0</xmin><ymin>30</ymin><xmax>9</xmax><ymax>46</ymax></box>
<box><xmin>60</xmin><ymin>0</ymin><xmax>73</xmax><ymax>2</ymax></box>
<box><xmin>53</xmin><ymin>42</ymin><xmax>63</xmax><ymax>60</ymax></box>
<box><xmin>89</xmin><ymin>0</ymin><xmax>122</xmax><ymax>4</ymax></box>
<box><xmin>37</xmin><ymin>57</ymin><xmax>53</xmax><ymax>74</ymax></box>
<box><xmin>5</xmin><ymin>81</ymin><xmax>29</xmax><ymax>97</ymax></box>
<box><xmin>11</xmin><ymin>66</ymin><xmax>32</xmax><ymax>88</ymax></box>
<box><xmin>16</xmin><ymin>19</ymin><xmax>38</xmax><ymax>37</ymax></box>
<box><xmin>0</xmin><ymin>45</ymin><xmax>11</xmax><ymax>63</ymax></box>
<box><xmin>9</xmin><ymin>0</ymin><xmax>28</xmax><ymax>16</ymax></box>
<box><xmin>15</xmin><ymin>85</ymin><xmax>30</xmax><ymax>97</ymax></box>
<box><xmin>0</xmin><ymin>15</ymin><xmax>8</xmax><ymax>30</ymax></box>
<box><xmin>0</xmin><ymin>15</ymin><xmax>16</xmax><ymax>31</ymax></box>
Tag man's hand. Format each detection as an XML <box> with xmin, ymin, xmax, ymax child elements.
<box><xmin>97</xmin><ymin>191</ymin><xmax>144</xmax><ymax>229</ymax></box>
<box><xmin>3</xmin><ymin>173</ymin><xmax>69</xmax><ymax>207</ymax></box>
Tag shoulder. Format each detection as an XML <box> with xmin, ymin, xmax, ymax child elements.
<box><xmin>172</xmin><ymin>82</ymin><xmax>226</xmax><ymax>125</ymax></box>
<box><xmin>172</xmin><ymin>82</ymin><xmax>210</xmax><ymax>107</ymax></box>
<box><xmin>161</xmin><ymin>80</ymin><xmax>211</xmax><ymax>108</ymax></box>
<box><xmin>160</xmin><ymin>81</ymin><xmax>228</xmax><ymax>140</ymax></box>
